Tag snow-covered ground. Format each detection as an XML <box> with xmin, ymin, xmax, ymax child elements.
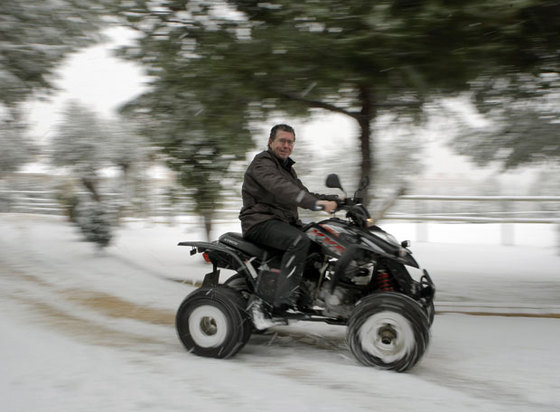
<box><xmin>1</xmin><ymin>213</ymin><xmax>559</xmax><ymax>412</ymax></box>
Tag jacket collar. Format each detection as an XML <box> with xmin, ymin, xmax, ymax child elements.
<box><xmin>267</xmin><ymin>149</ymin><xmax>295</xmax><ymax>170</ymax></box>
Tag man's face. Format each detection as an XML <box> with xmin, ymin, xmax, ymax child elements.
<box><xmin>269</xmin><ymin>130</ymin><xmax>295</xmax><ymax>161</ymax></box>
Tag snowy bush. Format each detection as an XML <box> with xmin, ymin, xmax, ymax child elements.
<box><xmin>54</xmin><ymin>182</ymin><xmax>79</xmax><ymax>222</ymax></box>
<box><xmin>74</xmin><ymin>198</ymin><xmax>114</xmax><ymax>249</ymax></box>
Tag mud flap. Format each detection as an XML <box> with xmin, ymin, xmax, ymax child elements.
<box><xmin>201</xmin><ymin>269</ymin><xmax>220</xmax><ymax>288</ymax></box>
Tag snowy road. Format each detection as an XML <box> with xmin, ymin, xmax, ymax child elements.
<box><xmin>1</xmin><ymin>214</ymin><xmax>559</xmax><ymax>412</ymax></box>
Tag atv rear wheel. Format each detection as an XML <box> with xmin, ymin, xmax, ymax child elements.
<box><xmin>176</xmin><ymin>286</ymin><xmax>252</xmax><ymax>358</ymax></box>
<box><xmin>347</xmin><ymin>292</ymin><xmax>430</xmax><ymax>372</ymax></box>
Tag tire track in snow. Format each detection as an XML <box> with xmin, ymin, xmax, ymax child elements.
<box><xmin>419</xmin><ymin>367</ymin><xmax>559</xmax><ymax>412</ymax></box>
<box><xmin>3</xmin><ymin>255</ymin><xmax>559</xmax><ymax>362</ymax></box>
<box><xmin>3</xmin><ymin>260</ymin><xmax>559</xmax><ymax>411</ymax></box>
<box><xmin>0</xmin><ymin>262</ymin><xmax>175</xmax><ymax>349</ymax></box>
<box><xmin>437</xmin><ymin>309</ymin><xmax>560</xmax><ymax>319</ymax></box>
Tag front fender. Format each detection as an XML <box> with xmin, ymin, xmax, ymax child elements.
<box><xmin>360</xmin><ymin>237</ymin><xmax>419</xmax><ymax>268</ymax></box>
<box><xmin>330</xmin><ymin>244</ymin><xmax>374</xmax><ymax>293</ymax></box>
<box><xmin>398</xmin><ymin>252</ymin><xmax>419</xmax><ymax>268</ymax></box>
<box><xmin>329</xmin><ymin>242</ymin><xmax>419</xmax><ymax>293</ymax></box>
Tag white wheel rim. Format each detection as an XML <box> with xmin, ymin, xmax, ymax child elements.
<box><xmin>188</xmin><ymin>305</ymin><xmax>229</xmax><ymax>348</ymax></box>
<box><xmin>358</xmin><ymin>311</ymin><xmax>415</xmax><ymax>363</ymax></box>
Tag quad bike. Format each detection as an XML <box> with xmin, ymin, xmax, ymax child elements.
<box><xmin>176</xmin><ymin>174</ymin><xmax>435</xmax><ymax>372</ymax></box>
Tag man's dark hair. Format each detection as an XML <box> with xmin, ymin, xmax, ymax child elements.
<box><xmin>269</xmin><ymin>124</ymin><xmax>296</xmax><ymax>141</ymax></box>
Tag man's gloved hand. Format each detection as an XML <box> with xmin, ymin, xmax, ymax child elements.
<box><xmin>314</xmin><ymin>200</ymin><xmax>338</xmax><ymax>213</ymax></box>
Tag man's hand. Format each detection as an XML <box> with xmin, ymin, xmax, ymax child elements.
<box><xmin>315</xmin><ymin>200</ymin><xmax>338</xmax><ymax>214</ymax></box>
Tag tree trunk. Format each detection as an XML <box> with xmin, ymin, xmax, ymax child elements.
<box><xmin>202</xmin><ymin>210</ymin><xmax>213</xmax><ymax>241</ymax></box>
<box><xmin>356</xmin><ymin>86</ymin><xmax>375</xmax><ymax>203</ymax></box>
<box><xmin>81</xmin><ymin>177</ymin><xmax>101</xmax><ymax>202</ymax></box>
<box><xmin>120</xmin><ymin>163</ymin><xmax>131</xmax><ymax>219</ymax></box>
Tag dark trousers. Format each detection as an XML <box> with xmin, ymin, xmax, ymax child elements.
<box><xmin>245</xmin><ymin>219</ymin><xmax>311</xmax><ymax>308</ymax></box>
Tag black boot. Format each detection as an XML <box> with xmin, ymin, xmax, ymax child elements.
<box><xmin>248</xmin><ymin>296</ymin><xmax>287</xmax><ymax>330</ymax></box>
<box><xmin>248</xmin><ymin>296</ymin><xmax>274</xmax><ymax>330</ymax></box>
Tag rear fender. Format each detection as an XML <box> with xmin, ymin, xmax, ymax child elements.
<box><xmin>178</xmin><ymin>241</ymin><xmax>258</xmax><ymax>287</ymax></box>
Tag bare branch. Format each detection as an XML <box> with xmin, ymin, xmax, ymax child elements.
<box><xmin>274</xmin><ymin>90</ymin><xmax>359</xmax><ymax>119</ymax></box>
<box><xmin>274</xmin><ymin>89</ymin><xmax>422</xmax><ymax>118</ymax></box>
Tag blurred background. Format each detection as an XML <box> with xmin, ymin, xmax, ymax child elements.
<box><xmin>1</xmin><ymin>1</ymin><xmax>559</xmax><ymax>245</ymax></box>
<box><xmin>3</xmin><ymin>5</ymin><xmax>560</xmax><ymax>409</ymax></box>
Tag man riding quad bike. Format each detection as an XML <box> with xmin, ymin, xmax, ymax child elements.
<box><xmin>176</xmin><ymin>125</ymin><xmax>435</xmax><ymax>372</ymax></box>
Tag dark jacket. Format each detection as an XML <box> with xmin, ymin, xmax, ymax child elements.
<box><xmin>239</xmin><ymin>149</ymin><xmax>331</xmax><ymax>235</ymax></box>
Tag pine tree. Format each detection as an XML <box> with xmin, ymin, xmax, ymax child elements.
<box><xmin>116</xmin><ymin>0</ymin><xmax>560</xmax><ymax>204</ymax></box>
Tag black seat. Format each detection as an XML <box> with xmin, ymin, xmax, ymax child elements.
<box><xmin>218</xmin><ymin>232</ymin><xmax>281</xmax><ymax>260</ymax></box>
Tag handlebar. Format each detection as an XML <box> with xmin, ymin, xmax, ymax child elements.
<box><xmin>313</xmin><ymin>197</ymin><xmax>362</xmax><ymax>213</ymax></box>
<box><xmin>313</xmin><ymin>197</ymin><xmax>371</xmax><ymax>227</ymax></box>
<box><xmin>336</xmin><ymin>197</ymin><xmax>360</xmax><ymax>209</ymax></box>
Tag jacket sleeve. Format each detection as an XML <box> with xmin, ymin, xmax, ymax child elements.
<box><xmin>249</xmin><ymin>155</ymin><xmax>318</xmax><ymax>210</ymax></box>
<box><xmin>310</xmin><ymin>192</ymin><xmax>340</xmax><ymax>202</ymax></box>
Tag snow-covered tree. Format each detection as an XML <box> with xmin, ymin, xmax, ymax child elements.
<box><xmin>51</xmin><ymin>101</ymin><xmax>150</xmax><ymax>247</ymax></box>
<box><xmin>50</xmin><ymin>102</ymin><xmax>112</xmax><ymax>247</ymax></box>
<box><xmin>51</xmin><ymin>102</ymin><xmax>108</xmax><ymax>200</ymax></box>
<box><xmin>0</xmin><ymin>110</ymin><xmax>35</xmax><ymax>177</ymax></box>
<box><xmin>104</xmin><ymin>120</ymin><xmax>152</xmax><ymax>216</ymax></box>
<box><xmin>1</xmin><ymin>1</ymin><xmax>110</xmax><ymax>178</ymax></box>
<box><xmin>1</xmin><ymin>1</ymin><xmax>107</xmax><ymax>108</ymax></box>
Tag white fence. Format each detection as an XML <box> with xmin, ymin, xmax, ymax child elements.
<box><xmin>2</xmin><ymin>189</ymin><xmax>559</xmax><ymax>251</ymax></box>
<box><xmin>0</xmin><ymin>190</ymin><xmax>65</xmax><ymax>215</ymax></box>
<box><xmin>383</xmin><ymin>195</ymin><xmax>560</xmax><ymax>251</ymax></box>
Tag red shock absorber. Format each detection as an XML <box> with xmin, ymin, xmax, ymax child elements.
<box><xmin>376</xmin><ymin>270</ymin><xmax>393</xmax><ymax>292</ymax></box>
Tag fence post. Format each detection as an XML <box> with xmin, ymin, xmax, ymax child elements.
<box><xmin>416</xmin><ymin>199</ymin><xmax>428</xmax><ymax>242</ymax></box>
<box><xmin>557</xmin><ymin>221</ymin><xmax>560</xmax><ymax>256</ymax></box>
<box><xmin>501</xmin><ymin>199</ymin><xmax>514</xmax><ymax>246</ymax></box>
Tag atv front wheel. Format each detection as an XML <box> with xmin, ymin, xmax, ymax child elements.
<box><xmin>347</xmin><ymin>292</ymin><xmax>430</xmax><ymax>372</ymax></box>
<box><xmin>176</xmin><ymin>286</ymin><xmax>252</xmax><ymax>358</ymax></box>
<box><xmin>423</xmin><ymin>299</ymin><xmax>435</xmax><ymax>326</ymax></box>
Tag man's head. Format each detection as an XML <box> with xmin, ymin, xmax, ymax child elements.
<box><xmin>268</xmin><ymin>124</ymin><xmax>296</xmax><ymax>161</ymax></box>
